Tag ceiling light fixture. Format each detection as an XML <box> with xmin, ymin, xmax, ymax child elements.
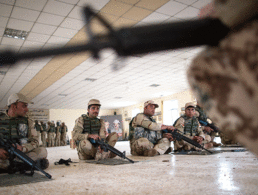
<box><xmin>84</xmin><ymin>78</ymin><xmax>97</xmax><ymax>82</ymax></box>
<box><xmin>114</xmin><ymin>97</ymin><xmax>122</xmax><ymax>99</ymax></box>
<box><xmin>58</xmin><ymin>94</ymin><xmax>68</xmax><ymax>97</ymax></box>
<box><xmin>4</xmin><ymin>28</ymin><xmax>29</xmax><ymax>40</ymax></box>
<box><xmin>150</xmin><ymin>84</ymin><xmax>160</xmax><ymax>87</ymax></box>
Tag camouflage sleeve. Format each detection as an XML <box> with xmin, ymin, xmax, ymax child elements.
<box><xmin>133</xmin><ymin>113</ymin><xmax>162</xmax><ymax>131</ymax></box>
<box><xmin>72</xmin><ymin>117</ymin><xmax>88</xmax><ymax>141</ymax></box>
<box><xmin>174</xmin><ymin>117</ymin><xmax>185</xmax><ymax>133</ymax></box>
<box><xmin>22</xmin><ymin>118</ymin><xmax>39</xmax><ymax>153</ymax></box>
<box><xmin>99</xmin><ymin>119</ymin><xmax>106</xmax><ymax>139</ymax></box>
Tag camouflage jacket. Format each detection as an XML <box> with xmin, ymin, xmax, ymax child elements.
<box><xmin>72</xmin><ymin>114</ymin><xmax>105</xmax><ymax>141</ymax></box>
<box><xmin>0</xmin><ymin>112</ymin><xmax>39</xmax><ymax>153</ymax></box>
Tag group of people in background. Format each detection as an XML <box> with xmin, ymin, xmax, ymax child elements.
<box><xmin>34</xmin><ymin>120</ymin><xmax>68</xmax><ymax>148</ymax></box>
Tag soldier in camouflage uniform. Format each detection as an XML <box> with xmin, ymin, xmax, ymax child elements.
<box><xmin>72</xmin><ymin>99</ymin><xmax>118</xmax><ymax>160</ymax></box>
<box><xmin>187</xmin><ymin>0</ymin><xmax>258</xmax><ymax>155</ymax></box>
<box><xmin>47</xmin><ymin>121</ymin><xmax>55</xmax><ymax>147</ymax></box>
<box><xmin>173</xmin><ymin>102</ymin><xmax>212</xmax><ymax>151</ymax></box>
<box><xmin>34</xmin><ymin>120</ymin><xmax>41</xmax><ymax>141</ymax></box>
<box><xmin>60</xmin><ymin>122</ymin><xmax>67</xmax><ymax>146</ymax></box>
<box><xmin>0</xmin><ymin>93</ymin><xmax>48</xmax><ymax>171</ymax></box>
<box><xmin>40</xmin><ymin>121</ymin><xmax>47</xmax><ymax>147</ymax></box>
<box><xmin>195</xmin><ymin>102</ymin><xmax>220</xmax><ymax>147</ymax></box>
<box><xmin>129</xmin><ymin>100</ymin><xmax>174</xmax><ymax>157</ymax></box>
<box><xmin>55</xmin><ymin>121</ymin><xmax>61</xmax><ymax>147</ymax></box>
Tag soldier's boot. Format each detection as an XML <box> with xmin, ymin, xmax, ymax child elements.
<box><xmin>212</xmin><ymin>141</ymin><xmax>221</xmax><ymax>147</ymax></box>
<box><xmin>36</xmin><ymin>158</ymin><xmax>49</xmax><ymax>170</ymax></box>
<box><xmin>164</xmin><ymin>147</ymin><xmax>172</xmax><ymax>154</ymax></box>
<box><xmin>109</xmin><ymin>152</ymin><xmax>117</xmax><ymax>158</ymax></box>
<box><xmin>101</xmin><ymin>151</ymin><xmax>110</xmax><ymax>160</ymax></box>
<box><xmin>143</xmin><ymin>149</ymin><xmax>159</xmax><ymax>157</ymax></box>
<box><xmin>95</xmin><ymin>150</ymin><xmax>102</xmax><ymax>161</ymax></box>
<box><xmin>204</xmin><ymin>142</ymin><xmax>213</xmax><ymax>149</ymax></box>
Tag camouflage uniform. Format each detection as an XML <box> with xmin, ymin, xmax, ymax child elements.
<box><xmin>72</xmin><ymin>114</ymin><xmax>118</xmax><ymax>160</ymax></box>
<box><xmin>129</xmin><ymin>113</ymin><xmax>170</xmax><ymax>155</ymax></box>
<box><xmin>47</xmin><ymin>122</ymin><xmax>55</xmax><ymax>147</ymax></box>
<box><xmin>187</xmin><ymin>0</ymin><xmax>258</xmax><ymax>155</ymax></box>
<box><xmin>60</xmin><ymin>123</ymin><xmax>67</xmax><ymax>146</ymax></box>
<box><xmin>34</xmin><ymin>120</ymin><xmax>41</xmax><ymax>141</ymax></box>
<box><xmin>195</xmin><ymin>105</ymin><xmax>217</xmax><ymax>140</ymax></box>
<box><xmin>0</xmin><ymin>112</ymin><xmax>47</xmax><ymax>169</ymax></box>
<box><xmin>40</xmin><ymin>121</ymin><xmax>47</xmax><ymax>147</ymax></box>
<box><xmin>55</xmin><ymin>122</ymin><xmax>61</xmax><ymax>147</ymax></box>
<box><xmin>173</xmin><ymin>115</ymin><xmax>208</xmax><ymax>151</ymax></box>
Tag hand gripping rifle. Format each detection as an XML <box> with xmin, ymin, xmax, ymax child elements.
<box><xmin>163</xmin><ymin>129</ymin><xmax>212</xmax><ymax>154</ymax></box>
<box><xmin>90</xmin><ymin>138</ymin><xmax>134</xmax><ymax>163</ymax></box>
<box><xmin>0</xmin><ymin>137</ymin><xmax>52</xmax><ymax>179</ymax></box>
<box><xmin>0</xmin><ymin>6</ymin><xmax>229</xmax><ymax>65</ymax></box>
<box><xmin>198</xmin><ymin>120</ymin><xmax>220</xmax><ymax>133</ymax></box>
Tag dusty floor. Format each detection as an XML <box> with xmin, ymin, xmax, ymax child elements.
<box><xmin>1</xmin><ymin>141</ymin><xmax>258</xmax><ymax>195</ymax></box>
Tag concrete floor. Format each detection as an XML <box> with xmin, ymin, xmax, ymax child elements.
<box><xmin>1</xmin><ymin>141</ymin><xmax>258</xmax><ymax>195</ymax></box>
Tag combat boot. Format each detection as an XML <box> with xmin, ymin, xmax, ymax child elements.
<box><xmin>143</xmin><ymin>149</ymin><xmax>159</xmax><ymax>157</ymax></box>
<box><xmin>36</xmin><ymin>158</ymin><xmax>49</xmax><ymax>170</ymax></box>
<box><xmin>95</xmin><ymin>150</ymin><xmax>102</xmax><ymax>161</ymax></box>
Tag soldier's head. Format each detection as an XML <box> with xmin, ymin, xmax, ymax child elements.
<box><xmin>144</xmin><ymin>100</ymin><xmax>159</xmax><ymax>117</ymax></box>
<box><xmin>61</xmin><ymin>122</ymin><xmax>65</xmax><ymax>126</ymax></box>
<box><xmin>185</xmin><ymin>102</ymin><xmax>196</xmax><ymax>118</ymax></box>
<box><xmin>40</xmin><ymin>121</ymin><xmax>44</xmax><ymax>125</ymax></box>
<box><xmin>35</xmin><ymin>120</ymin><xmax>38</xmax><ymax>124</ymax></box>
<box><xmin>87</xmin><ymin>99</ymin><xmax>101</xmax><ymax>118</ymax></box>
<box><xmin>7</xmin><ymin>93</ymin><xmax>33</xmax><ymax>117</ymax></box>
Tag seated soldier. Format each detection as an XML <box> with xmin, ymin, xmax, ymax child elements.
<box><xmin>129</xmin><ymin>100</ymin><xmax>174</xmax><ymax>157</ymax></box>
<box><xmin>195</xmin><ymin>102</ymin><xmax>221</xmax><ymax>147</ymax></box>
<box><xmin>72</xmin><ymin>99</ymin><xmax>118</xmax><ymax>160</ymax></box>
<box><xmin>0</xmin><ymin>93</ymin><xmax>49</xmax><ymax>172</ymax></box>
<box><xmin>173</xmin><ymin>102</ymin><xmax>213</xmax><ymax>152</ymax></box>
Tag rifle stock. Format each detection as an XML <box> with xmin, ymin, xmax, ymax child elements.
<box><xmin>163</xmin><ymin>129</ymin><xmax>212</xmax><ymax>154</ymax></box>
<box><xmin>90</xmin><ymin>138</ymin><xmax>134</xmax><ymax>163</ymax></box>
<box><xmin>0</xmin><ymin>138</ymin><xmax>52</xmax><ymax>179</ymax></box>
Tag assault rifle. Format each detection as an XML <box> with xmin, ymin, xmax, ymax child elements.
<box><xmin>199</xmin><ymin>120</ymin><xmax>220</xmax><ymax>133</ymax></box>
<box><xmin>0</xmin><ymin>6</ymin><xmax>229</xmax><ymax>65</ymax></box>
<box><xmin>163</xmin><ymin>129</ymin><xmax>212</xmax><ymax>154</ymax></box>
<box><xmin>90</xmin><ymin>138</ymin><xmax>134</xmax><ymax>163</ymax></box>
<box><xmin>0</xmin><ymin>137</ymin><xmax>52</xmax><ymax>179</ymax></box>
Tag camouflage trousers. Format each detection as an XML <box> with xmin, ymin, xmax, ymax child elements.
<box><xmin>48</xmin><ymin>132</ymin><xmax>55</xmax><ymax>147</ymax></box>
<box><xmin>174</xmin><ymin>134</ymin><xmax>211</xmax><ymax>151</ymax></box>
<box><xmin>0</xmin><ymin>147</ymin><xmax>47</xmax><ymax>170</ymax></box>
<box><xmin>77</xmin><ymin>132</ymin><xmax>118</xmax><ymax>160</ymax></box>
<box><xmin>130</xmin><ymin>137</ymin><xmax>170</xmax><ymax>155</ymax></box>
<box><xmin>41</xmin><ymin>131</ymin><xmax>47</xmax><ymax>147</ymax></box>
<box><xmin>60</xmin><ymin>133</ymin><xmax>67</xmax><ymax>146</ymax></box>
<box><xmin>188</xmin><ymin>20</ymin><xmax>258</xmax><ymax>155</ymax></box>
<box><xmin>55</xmin><ymin>133</ymin><xmax>61</xmax><ymax>147</ymax></box>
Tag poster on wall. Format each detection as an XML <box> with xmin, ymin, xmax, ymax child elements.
<box><xmin>29</xmin><ymin>109</ymin><xmax>49</xmax><ymax>123</ymax></box>
<box><xmin>100</xmin><ymin>115</ymin><xmax>123</xmax><ymax>141</ymax></box>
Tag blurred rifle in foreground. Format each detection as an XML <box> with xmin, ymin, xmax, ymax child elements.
<box><xmin>0</xmin><ymin>6</ymin><xmax>229</xmax><ymax>65</ymax></box>
<box><xmin>0</xmin><ymin>137</ymin><xmax>52</xmax><ymax>179</ymax></box>
<box><xmin>163</xmin><ymin>129</ymin><xmax>212</xmax><ymax>154</ymax></box>
<box><xmin>90</xmin><ymin>138</ymin><xmax>134</xmax><ymax>163</ymax></box>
